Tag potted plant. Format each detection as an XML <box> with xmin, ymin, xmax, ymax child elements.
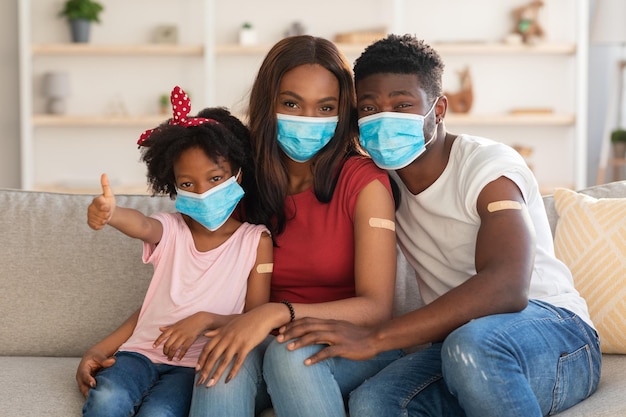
<box><xmin>58</xmin><ymin>0</ymin><xmax>104</xmax><ymax>43</ymax></box>
<box><xmin>611</xmin><ymin>129</ymin><xmax>626</xmax><ymax>159</ymax></box>
<box><xmin>159</xmin><ymin>94</ymin><xmax>169</xmax><ymax>115</ymax></box>
<box><xmin>239</xmin><ymin>22</ymin><xmax>257</xmax><ymax>46</ymax></box>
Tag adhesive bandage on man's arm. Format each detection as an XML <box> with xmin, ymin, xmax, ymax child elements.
<box><xmin>369</xmin><ymin>217</ymin><xmax>396</xmax><ymax>231</ymax></box>
<box><xmin>487</xmin><ymin>200</ymin><xmax>523</xmax><ymax>213</ymax></box>
<box><xmin>256</xmin><ymin>263</ymin><xmax>273</xmax><ymax>274</ymax></box>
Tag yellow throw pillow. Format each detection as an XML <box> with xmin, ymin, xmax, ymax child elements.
<box><xmin>553</xmin><ymin>188</ymin><xmax>626</xmax><ymax>353</ymax></box>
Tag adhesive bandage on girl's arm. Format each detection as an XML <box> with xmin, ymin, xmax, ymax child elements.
<box><xmin>256</xmin><ymin>263</ymin><xmax>273</xmax><ymax>274</ymax></box>
<box><xmin>369</xmin><ymin>217</ymin><xmax>396</xmax><ymax>231</ymax></box>
<box><xmin>487</xmin><ymin>200</ymin><xmax>523</xmax><ymax>212</ymax></box>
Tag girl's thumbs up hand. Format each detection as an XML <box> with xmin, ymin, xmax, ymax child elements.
<box><xmin>87</xmin><ymin>173</ymin><xmax>117</xmax><ymax>230</ymax></box>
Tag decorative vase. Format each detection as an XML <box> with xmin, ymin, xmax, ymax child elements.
<box><xmin>613</xmin><ymin>142</ymin><xmax>626</xmax><ymax>159</ymax></box>
<box><xmin>69</xmin><ymin>19</ymin><xmax>91</xmax><ymax>43</ymax></box>
<box><xmin>238</xmin><ymin>27</ymin><xmax>257</xmax><ymax>46</ymax></box>
<box><xmin>42</xmin><ymin>71</ymin><xmax>70</xmax><ymax>115</ymax></box>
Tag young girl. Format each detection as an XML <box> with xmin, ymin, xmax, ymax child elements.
<box><xmin>81</xmin><ymin>86</ymin><xmax>273</xmax><ymax>417</ymax></box>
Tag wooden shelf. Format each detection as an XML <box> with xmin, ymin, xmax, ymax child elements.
<box><xmin>216</xmin><ymin>42</ymin><xmax>576</xmax><ymax>56</ymax></box>
<box><xmin>32</xmin><ymin>43</ymin><xmax>204</xmax><ymax>56</ymax></box>
<box><xmin>32</xmin><ymin>113</ymin><xmax>575</xmax><ymax>128</ymax></box>
<box><xmin>33</xmin><ymin>114</ymin><xmax>166</xmax><ymax>127</ymax></box>
<box><xmin>444</xmin><ymin>113</ymin><xmax>575</xmax><ymax>126</ymax></box>
<box><xmin>432</xmin><ymin>42</ymin><xmax>575</xmax><ymax>55</ymax></box>
<box><xmin>34</xmin><ymin>183</ymin><xmax>150</xmax><ymax>195</ymax></box>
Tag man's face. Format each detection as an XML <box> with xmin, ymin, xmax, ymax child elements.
<box><xmin>356</xmin><ymin>73</ymin><xmax>431</xmax><ymax>119</ymax></box>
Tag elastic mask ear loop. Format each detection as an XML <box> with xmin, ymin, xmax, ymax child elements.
<box><xmin>423</xmin><ymin>96</ymin><xmax>441</xmax><ymax>148</ymax></box>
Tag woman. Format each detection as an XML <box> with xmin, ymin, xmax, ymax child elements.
<box><xmin>189</xmin><ymin>35</ymin><xmax>400</xmax><ymax>417</ymax></box>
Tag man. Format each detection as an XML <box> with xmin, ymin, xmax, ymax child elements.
<box><xmin>278</xmin><ymin>34</ymin><xmax>600</xmax><ymax>417</ymax></box>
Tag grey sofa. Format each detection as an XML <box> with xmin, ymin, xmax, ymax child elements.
<box><xmin>1</xmin><ymin>182</ymin><xmax>625</xmax><ymax>416</ymax></box>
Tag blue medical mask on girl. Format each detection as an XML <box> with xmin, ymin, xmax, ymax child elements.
<box><xmin>276</xmin><ymin>114</ymin><xmax>339</xmax><ymax>162</ymax></box>
<box><xmin>358</xmin><ymin>98</ymin><xmax>439</xmax><ymax>170</ymax></box>
<box><xmin>175</xmin><ymin>170</ymin><xmax>244</xmax><ymax>231</ymax></box>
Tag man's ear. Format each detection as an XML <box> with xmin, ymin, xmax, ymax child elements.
<box><xmin>436</xmin><ymin>95</ymin><xmax>448</xmax><ymax>122</ymax></box>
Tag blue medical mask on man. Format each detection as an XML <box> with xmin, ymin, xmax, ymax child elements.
<box><xmin>175</xmin><ymin>170</ymin><xmax>244</xmax><ymax>231</ymax></box>
<box><xmin>358</xmin><ymin>98</ymin><xmax>439</xmax><ymax>170</ymax></box>
<box><xmin>276</xmin><ymin>114</ymin><xmax>339</xmax><ymax>162</ymax></box>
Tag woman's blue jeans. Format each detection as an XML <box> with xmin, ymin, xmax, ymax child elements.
<box><xmin>349</xmin><ymin>300</ymin><xmax>602</xmax><ymax>417</ymax></box>
<box><xmin>82</xmin><ymin>351</ymin><xmax>195</xmax><ymax>417</ymax></box>
<box><xmin>189</xmin><ymin>335</ymin><xmax>404</xmax><ymax>417</ymax></box>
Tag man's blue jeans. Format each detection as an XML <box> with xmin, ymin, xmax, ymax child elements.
<box><xmin>349</xmin><ymin>300</ymin><xmax>601</xmax><ymax>417</ymax></box>
<box><xmin>188</xmin><ymin>336</ymin><xmax>404</xmax><ymax>417</ymax></box>
<box><xmin>82</xmin><ymin>351</ymin><xmax>195</xmax><ymax>417</ymax></box>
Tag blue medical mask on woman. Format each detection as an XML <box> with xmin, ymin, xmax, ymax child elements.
<box><xmin>276</xmin><ymin>114</ymin><xmax>339</xmax><ymax>162</ymax></box>
<box><xmin>175</xmin><ymin>170</ymin><xmax>244</xmax><ymax>231</ymax></box>
<box><xmin>358</xmin><ymin>99</ymin><xmax>439</xmax><ymax>170</ymax></box>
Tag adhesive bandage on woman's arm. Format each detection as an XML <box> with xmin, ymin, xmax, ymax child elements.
<box><xmin>256</xmin><ymin>263</ymin><xmax>273</xmax><ymax>274</ymax></box>
<box><xmin>369</xmin><ymin>217</ymin><xmax>396</xmax><ymax>231</ymax></box>
<box><xmin>487</xmin><ymin>200</ymin><xmax>523</xmax><ymax>212</ymax></box>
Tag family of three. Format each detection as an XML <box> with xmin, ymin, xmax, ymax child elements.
<box><xmin>78</xmin><ymin>33</ymin><xmax>601</xmax><ymax>417</ymax></box>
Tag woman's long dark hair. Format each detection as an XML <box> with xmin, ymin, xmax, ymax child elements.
<box><xmin>247</xmin><ymin>35</ymin><xmax>360</xmax><ymax>236</ymax></box>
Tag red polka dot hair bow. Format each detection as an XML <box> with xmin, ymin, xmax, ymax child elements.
<box><xmin>137</xmin><ymin>86</ymin><xmax>218</xmax><ymax>146</ymax></box>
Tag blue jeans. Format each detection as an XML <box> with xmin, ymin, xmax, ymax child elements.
<box><xmin>349</xmin><ymin>300</ymin><xmax>601</xmax><ymax>417</ymax></box>
<box><xmin>82</xmin><ymin>351</ymin><xmax>195</xmax><ymax>417</ymax></box>
<box><xmin>189</xmin><ymin>336</ymin><xmax>404</xmax><ymax>417</ymax></box>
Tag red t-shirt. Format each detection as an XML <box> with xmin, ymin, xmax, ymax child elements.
<box><xmin>270</xmin><ymin>156</ymin><xmax>392</xmax><ymax>304</ymax></box>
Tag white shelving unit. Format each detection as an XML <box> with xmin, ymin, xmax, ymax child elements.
<box><xmin>19</xmin><ymin>0</ymin><xmax>589</xmax><ymax>193</ymax></box>
<box><xmin>209</xmin><ymin>0</ymin><xmax>588</xmax><ymax>193</ymax></box>
<box><xmin>19</xmin><ymin>0</ymin><xmax>211</xmax><ymax>192</ymax></box>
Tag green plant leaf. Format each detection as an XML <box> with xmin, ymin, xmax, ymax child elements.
<box><xmin>58</xmin><ymin>0</ymin><xmax>104</xmax><ymax>23</ymax></box>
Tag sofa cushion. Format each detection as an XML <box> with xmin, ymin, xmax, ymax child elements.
<box><xmin>543</xmin><ymin>181</ymin><xmax>626</xmax><ymax>237</ymax></box>
<box><xmin>0</xmin><ymin>356</ymin><xmax>84</xmax><ymax>417</ymax></box>
<box><xmin>553</xmin><ymin>188</ymin><xmax>626</xmax><ymax>354</ymax></box>
<box><xmin>0</xmin><ymin>189</ymin><xmax>174</xmax><ymax>357</ymax></box>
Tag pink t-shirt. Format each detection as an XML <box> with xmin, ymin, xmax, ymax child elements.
<box><xmin>118</xmin><ymin>212</ymin><xmax>268</xmax><ymax>367</ymax></box>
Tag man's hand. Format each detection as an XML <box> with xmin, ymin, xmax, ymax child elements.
<box><xmin>87</xmin><ymin>173</ymin><xmax>116</xmax><ymax>230</ymax></box>
<box><xmin>75</xmin><ymin>349</ymin><xmax>116</xmax><ymax>398</ymax></box>
<box><xmin>277</xmin><ymin>317</ymin><xmax>380</xmax><ymax>365</ymax></box>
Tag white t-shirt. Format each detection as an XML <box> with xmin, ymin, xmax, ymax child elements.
<box><xmin>118</xmin><ymin>212</ymin><xmax>269</xmax><ymax>367</ymax></box>
<box><xmin>391</xmin><ymin>134</ymin><xmax>593</xmax><ymax>328</ymax></box>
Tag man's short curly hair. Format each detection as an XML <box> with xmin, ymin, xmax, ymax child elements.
<box><xmin>353</xmin><ymin>34</ymin><xmax>445</xmax><ymax>100</ymax></box>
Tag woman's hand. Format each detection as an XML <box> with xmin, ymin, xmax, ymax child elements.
<box><xmin>75</xmin><ymin>348</ymin><xmax>116</xmax><ymax>398</ymax></box>
<box><xmin>154</xmin><ymin>312</ymin><xmax>213</xmax><ymax>361</ymax></box>
<box><xmin>277</xmin><ymin>317</ymin><xmax>380</xmax><ymax>364</ymax></box>
<box><xmin>195</xmin><ymin>304</ymin><xmax>281</xmax><ymax>387</ymax></box>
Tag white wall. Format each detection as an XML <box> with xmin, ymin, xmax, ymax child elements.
<box><xmin>1</xmin><ymin>0</ymin><xmax>617</xmax><ymax>189</ymax></box>
<box><xmin>0</xmin><ymin>0</ymin><xmax>20</xmax><ymax>188</ymax></box>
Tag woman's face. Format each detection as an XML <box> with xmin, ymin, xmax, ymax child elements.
<box><xmin>276</xmin><ymin>64</ymin><xmax>340</xmax><ymax>118</ymax></box>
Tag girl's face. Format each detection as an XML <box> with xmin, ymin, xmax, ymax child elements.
<box><xmin>276</xmin><ymin>64</ymin><xmax>340</xmax><ymax>118</ymax></box>
<box><xmin>173</xmin><ymin>146</ymin><xmax>234</xmax><ymax>194</ymax></box>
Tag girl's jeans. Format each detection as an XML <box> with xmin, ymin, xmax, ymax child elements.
<box><xmin>189</xmin><ymin>335</ymin><xmax>404</xmax><ymax>417</ymax></box>
<box><xmin>82</xmin><ymin>351</ymin><xmax>195</xmax><ymax>417</ymax></box>
<box><xmin>349</xmin><ymin>300</ymin><xmax>602</xmax><ymax>417</ymax></box>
